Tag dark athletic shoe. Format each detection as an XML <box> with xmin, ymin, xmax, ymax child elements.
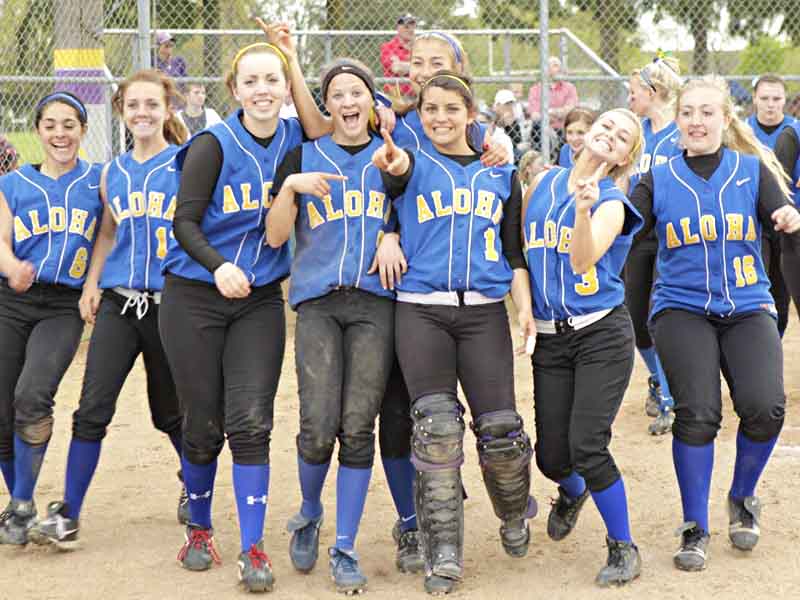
<box><xmin>329</xmin><ymin>547</ymin><xmax>367</xmax><ymax>595</ymax></box>
<box><xmin>673</xmin><ymin>522</ymin><xmax>710</xmax><ymax>571</ymax></box>
<box><xmin>595</xmin><ymin>536</ymin><xmax>641</xmax><ymax>587</ymax></box>
<box><xmin>177</xmin><ymin>524</ymin><xmax>222</xmax><ymax>571</ymax></box>
<box><xmin>645</xmin><ymin>375</ymin><xmax>660</xmax><ymax>417</ymax></box>
<box><xmin>547</xmin><ymin>486</ymin><xmax>589</xmax><ymax>541</ymax></box>
<box><xmin>728</xmin><ymin>495</ymin><xmax>761</xmax><ymax>551</ymax></box>
<box><xmin>287</xmin><ymin>511</ymin><xmax>323</xmax><ymax>573</ymax></box>
<box><xmin>392</xmin><ymin>520</ymin><xmax>424</xmax><ymax>573</ymax></box>
<box><xmin>648</xmin><ymin>407</ymin><xmax>675</xmax><ymax>436</ymax></box>
<box><xmin>424</xmin><ymin>573</ymin><xmax>458</xmax><ymax>596</ymax></box>
<box><xmin>28</xmin><ymin>501</ymin><xmax>79</xmax><ymax>550</ymax></box>
<box><xmin>238</xmin><ymin>540</ymin><xmax>275</xmax><ymax>593</ymax></box>
<box><xmin>0</xmin><ymin>499</ymin><xmax>36</xmax><ymax>546</ymax></box>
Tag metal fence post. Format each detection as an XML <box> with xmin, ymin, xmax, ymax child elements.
<box><xmin>137</xmin><ymin>0</ymin><xmax>151</xmax><ymax>70</ymax></box>
<box><xmin>539</xmin><ymin>0</ymin><xmax>550</xmax><ymax>163</ymax></box>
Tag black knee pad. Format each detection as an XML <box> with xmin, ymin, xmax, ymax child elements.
<box><xmin>739</xmin><ymin>411</ymin><xmax>785</xmax><ymax>443</ymax></box>
<box><xmin>297</xmin><ymin>431</ymin><xmax>336</xmax><ymax>466</ymax></box>
<box><xmin>16</xmin><ymin>416</ymin><xmax>54</xmax><ymax>446</ymax></box>
<box><xmin>472</xmin><ymin>410</ymin><xmax>533</xmax><ymax>521</ymax></box>
<box><xmin>673</xmin><ymin>413</ymin><xmax>719</xmax><ymax>446</ymax></box>
<box><xmin>411</xmin><ymin>393</ymin><xmax>465</xmax><ymax>471</ymax></box>
<box><xmin>183</xmin><ymin>439</ymin><xmax>223</xmax><ymax>466</ymax></box>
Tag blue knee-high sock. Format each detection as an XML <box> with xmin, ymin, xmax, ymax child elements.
<box><xmin>0</xmin><ymin>460</ymin><xmax>13</xmax><ymax>496</ymax></box>
<box><xmin>63</xmin><ymin>438</ymin><xmax>102</xmax><ymax>520</ymax></box>
<box><xmin>590</xmin><ymin>478</ymin><xmax>632</xmax><ymax>542</ymax></box>
<box><xmin>638</xmin><ymin>346</ymin><xmax>659</xmax><ymax>377</ymax></box>
<box><xmin>336</xmin><ymin>465</ymin><xmax>372</xmax><ymax>552</ymax></box>
<box><xmin>381</xmin><ymin>456</ymin><xmax>417</xmax><ymax>531</ymax></box>
<box><xmin>558</xmin><ymin>471</ymin><xmax>587</xmax><ymax>499</ymax></box>
<box><xmin>730</xmin><ymin>431</ymin><xmax>778</xmax><ymax>500</ymax></box>
<box><xmin>654</xmin><ymin>354</ymin><xmax>674</xmax><ymax>410</ymax></box>
<box><xmin>672</xmin><ymin>438</ymin><xmax>714</xmax><ymax>533</ymax></box>
<box><xmin>298</xmin><ymin>456</ymin><xmax>330</xmax><ymax>520</ymax></box>
<box><xmin>12</xmin><ymin>434</ymin><xmax>49</xmax><ymax>502</ymax></box>
<box><xmin>233</xmin><ymin>463</ymin><xmax>270</xmax><ymax>551</ymax></box>
<box><xmin>168</xmin><ymin>430</ymin><xmax>182</xmax><ymax>460</ymax></box>
<box><xmin>181</xmin><ymin>457</ymin><xmax>217</xmax><ymax>529</ymax></box>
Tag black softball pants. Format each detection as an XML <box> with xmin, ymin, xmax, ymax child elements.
<box><xmin>395</xmin><ymin>300</ymin><xmax>516</xmax><ymax>416</ymax></box>
<box><xmin>377</xmin><ymin>357</ymin><xmax>412</xmax><ymax>459</ymax></box>
<box><xmin>532</xmin><ymin>305</ymin><xmax>634</xmax><ymax>492</ymax></box>
<box><xmin>294</xmin><ymin>289</ymin><xmax>394</xmax><ymax>468</ymax></box>
<box><xmin>0</xmin><ymin>281</ymin><xmax>84</xmax><ymax>458</ymax></box>
<box><xmin>624</xmin><ymin>235</ymin><xmax>658</xmax><ymax>350</ymax></box>
<box><xmin>651</xmin><ymin>308</ymin><xmax>784</xmax><ymax>446</ymax></box>
<box><xmin>159</xmin><ymin>274</ymin><xmax>285</xmax><ymax>466</ymax></box>
<box><xmin>72</xmin><ymin>291</ymin><xmax>181</xmax><ymax>442</ymax></box>
<box><xmin>762</xmin><ymin>233</ymin><xmax>790</xmax><ymax>335</ymax></box>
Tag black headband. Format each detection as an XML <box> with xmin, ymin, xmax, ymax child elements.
<box><xmin>35</xmin><ymin>92</ymin><xmax>88</xmax><ymax>124</ymax></box>
<box><xmin>321</xmin><ymin>63</ymin><xmax>375</xmax><ymax>102</ymax></box>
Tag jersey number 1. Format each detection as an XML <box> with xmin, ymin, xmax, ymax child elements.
<box><xmin>155</xmin><ymin>226</ymin><xmax>168</xmax><ymax>259</ymax></box>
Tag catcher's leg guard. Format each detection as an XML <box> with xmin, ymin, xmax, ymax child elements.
<box><xmin>411</xmin><ymin>393</ymin><xmax>465</xmax><ymax>584</ymax></box>
<box><xmin>472</xmin><ymin>410</ymin><xmax>536</xmax><ymax>557</ymax></box>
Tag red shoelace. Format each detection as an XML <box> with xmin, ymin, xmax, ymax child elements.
<box><xmin>177</xmin><ymin>529</ymin><xmax>222</xmax><ymax>564</ymax></box>
<box><xmin>245</xmin><ymin>544</ymin><xmax>272</xmax><ymax>569</ymax></box>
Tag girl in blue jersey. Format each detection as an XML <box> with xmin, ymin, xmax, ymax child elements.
<box><xmin>0</xmin><ymin>93</ymin><xmax>103</xmax><ymax>545</ymax></box>
<box><xmin>747</xmin><ymin>74</ymin><xmax>795</xmax><ymax>337</ymax></box>
<box><xmin>267</xmin><ymin>59</ymin><xmax>399</xmax><ymax>595</ymax></box>
<box><xmin>159</xmin><ymin>42</ymin><xmax>304</xmax><ymax>593</ymax></box>
<box><xmin>524</xmin><ymin>108</ymin><xmax>645</xmax><ymax>586</ymax></box>
<box><xmin>629</xmin><ymin>76</ymin><xmax>800</xmax><ymax>572</ymax></box>
<box><xmin>29</xmin><ymin>70</ymin><xmax>189</xmax><ymax>551</ymax></box>
<box><xmin>256</xmin><ymin>21</ymin><xmax>511</xmax><ymax>574</ymax></box>
<box><xmin>625</xmin><ymin>55</ymin><xmax>683</xmax><ymax>435</ymax></box>
<box><xmin>557</xmin><ymin>107</ymin><xmax>596</xmax><ymax>168</ymax></box>
<box><xmin>373</xmin><ymin>72</ymin><xmax>536</xmax><ymax>595</ymax></box>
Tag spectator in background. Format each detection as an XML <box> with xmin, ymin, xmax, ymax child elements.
<box><xmin>510</xmin><ymin>83</ymin><xmax>527</xmax><ymax>119</ymax></box>
<box><xmin>176</xmin><ymin>82</ymin><xmax>222</xmax><ymax>136</ymax></box>
<box><xmin>476</xmin><ymin>108</ymin><xmax>514</xmax><ymax>162</ymax></box>
<box><xmin>154</xmin><ymin>32</ymin><xmax>187</xmax><ymax>81</ymax></box>
<box><xmin>558</xmin><ymin>106</ymin><xmax>596</xmax><ymax>168</ymax></box>
<box><xmin>494</xmin><ymin>89</ymin><xmax>525</xmax><ymax>159</ymax></box>
<box><xmin>746</xmin><ymin>74</ymin><xmax>794</xmax><ymax>149</ymax></box>
<box><xmin>787</xmin><ymin>93</ymin><xmax>800</xmax><ymax>119</ymax></box>
<box><xmin>380</xmin><ymin>14</ymin><xmax>416</xmax><ymax>101</ymax></box>
<box><xmin>0</xmin><ymin>135</ymin><xmax>18</xmax><ymax>175</ymax></box>
<box><xmin>527</xmin><ymin>57</ymin><xmax>578</xmax><ymax>148</ymax></box>
<box><xmin>154</xmin><ymin>32</ymin><xmax>187</xmax><ymax>110</ymax></box>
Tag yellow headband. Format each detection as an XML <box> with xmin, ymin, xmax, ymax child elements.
<box><xmin>231</xmin><ymin>42</ymin><xmax>289</xmax><ymax>73</ymax></box>
<box><xmin>422</xmin><ymin>74</ymin><xmax>471</xmax><ymax>95</ymax></box>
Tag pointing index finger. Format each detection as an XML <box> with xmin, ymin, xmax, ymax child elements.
<box><xmin>381</xmin><ymin>128</ymin><xmax>397</xmax><ymax>153</ymax></box>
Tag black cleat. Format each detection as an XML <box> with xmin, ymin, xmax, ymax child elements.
<box><xmin>392</xmin><ymin>519</ymin><xmax>425</xmax><ymax>573</ymax></box>
<box><xmin>424</xmin><ymin>573</ymin><xmax>458</xmax><ymax>596</ymax></box>
<box><xmin>673</xmin><ymin>522</ymin><xmax>710</xmax><ymax>571</ymax></box>
<box><xmin>177</xmin><ymin>524</ymin><xmax>222</xmax><ymax>571</ymax></box>
<box><xmin>645</xmin><ymin>375</ymin><xmax>660</xmax><ymax>417</ymax></box>
<box><xmin>238</xmin><ymin>540</ymin><xmax>275</xmax><ymax>593</ymax></box>
<box><xmin>547</xmin><ymin>486</ymin><xmax>589</xmax><ymax>541</ymax></box>
<box><xmin>728</xmin><ymin>495</ymin><xmax>761</xmax><ymax>551</ymax></box>
<box><xmin>287</xmin><ymin>511</ymin><xmax>323</xmax><ymax>573</ymax></box>
<box><xmin>0</xmin><ymin>499</ymin><xmax>36</xmax><ymax>546</ymax></box>
<box><xmin>28</xmin><ymin>501</ymin><xmax>79</xmax><ymax>550</ymax></box>
<box><xmin>595</xmin><ymin>536</ymin><xmax>641</xmax><ymax>587</ymax></box>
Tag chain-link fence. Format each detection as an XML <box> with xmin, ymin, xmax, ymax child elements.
<box><xmin>2</xmin><ymin>1</ymin><xmax>800</xmax><ymax>165</ymax></box>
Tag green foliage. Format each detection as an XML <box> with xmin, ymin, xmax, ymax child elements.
<box><xmin>734</xmin><ymin>36</ymin><xmax>786</xmax><ymax>75</ymax></box>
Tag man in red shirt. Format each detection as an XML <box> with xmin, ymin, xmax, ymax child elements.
<box><xmin>527</xmin><ymin>57</ymin><xmax>579</xmax><ymax>130</ymax></box>
<box><xmin>380</xmin><ymin>14</ymin><xmax>416</xmax><ymax>100</ymax></box>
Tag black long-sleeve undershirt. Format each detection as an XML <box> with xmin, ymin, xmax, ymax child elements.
<box><xmin>381</xmin><ymin>150</ymin><xmax>526</xmax><ymax>270</ymax></box>
<box><xmin>775</xmin><ymin>126</ymin><xmax>799</xmax><ymax>183</ymax></box>
<box><xmin>629</xmin><ymin>149</ymin><xmax>799</xmax><ymax>249</ymax></box>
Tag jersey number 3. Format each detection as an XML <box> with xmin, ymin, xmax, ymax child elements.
<box><xmin>574</xmin><ymin>266</ymin><xmax>599</xmax><ymax>296</ymax></box>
